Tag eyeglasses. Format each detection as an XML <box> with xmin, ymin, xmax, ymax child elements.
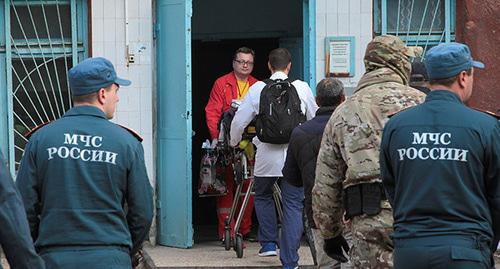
<box><xmin>234</xmin><ymin>59</ymin><xmax>254</xmax><ymax>66</ymax></box>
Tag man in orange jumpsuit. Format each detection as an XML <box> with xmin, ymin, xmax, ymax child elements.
<box><xmin>205</xmin><ymin>47</ymin><xmax>258</xmax><ymax>242</ymax></box>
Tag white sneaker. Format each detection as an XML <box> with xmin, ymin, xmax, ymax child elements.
<box><xmin>258</xmin><ymin>243</ymin><xmax>277</xmax><ymax>257</ymax></box>
<box><xmin>258</xmin><ymin>250</ymin><xmax>277</xmax><ymax>257</ymax></box>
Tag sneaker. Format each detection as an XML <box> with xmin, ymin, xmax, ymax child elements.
<box><xmin>258</xmin><ymin>242</ymin><xmax>277</xmax><ymax>257</ymax></box>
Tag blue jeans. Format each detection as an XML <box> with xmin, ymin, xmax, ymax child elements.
<box><xmin>279</xmin><ymin>180</ymin><xmax>304</xmax><ymax>268</ymax></box>
<box><xmin>254</xmin><ymin>176</ymin><xmax>279</xmax><ymax>244</ymax></box>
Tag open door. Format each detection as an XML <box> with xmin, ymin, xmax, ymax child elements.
<box><xmin>156</xmin><ymin>0</ymin><xmax>193</xmax><ymax>248</ymax></box>
<box><xmin>303</xmin><ymin>0</ymin><xmax>316</xmax><ymax>93</ymax></box>
<box><xmin>280</xmin><ymin>37</ymin><xmax>304</xmax><ymax>81</ymax></box>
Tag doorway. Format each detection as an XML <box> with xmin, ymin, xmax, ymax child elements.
<box><xmin>191</xmin><ymin>38</ymin><xmax>279</xmax><ymax>240</ymax></box>
<box><xmin>191</xmin><ymin>0</ymin><xmax>304</xmax><ymax>242</ymax></box>
<box><xmin>155</xmin><ymin>0</ymin><xmax>315</xmax><ymax>248</ymax></box>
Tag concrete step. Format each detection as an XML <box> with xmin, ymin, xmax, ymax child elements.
<box><xmin>144</xmin><ymin>241</ymin><xmax>315</xmax><ymax>268</ymax></box>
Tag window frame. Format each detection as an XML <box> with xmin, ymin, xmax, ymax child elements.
<box><xmin>374</xmin><ymin>0</ymin><xmax>456</xmax><ymax>46</ymax></box>
<box><xmin>0</xmin><ymin>0</ymin><xmax>88</xmax><ymax>173</ymax></box>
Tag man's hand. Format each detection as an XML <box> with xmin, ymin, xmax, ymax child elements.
<box><xmin>324</xmin><ymin>235</ymin><xmax>350</xmax><ymax>263</ymax></box>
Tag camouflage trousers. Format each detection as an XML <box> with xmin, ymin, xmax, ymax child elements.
<box><xmin>349</xmin><ymin>208</ymin><xmax>394</xmax><ymax>269</ymax></box>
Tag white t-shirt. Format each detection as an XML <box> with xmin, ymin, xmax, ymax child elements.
<box><xmin>230</xmin><ymin>71</ymin><xmax>318</xmax><ymax>177</ymax></box>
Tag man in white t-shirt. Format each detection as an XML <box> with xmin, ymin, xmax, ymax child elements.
<box><xmin>230</xmin><ymin>48</ymin><xmax>318</xmax><ymax>257</ymax></box>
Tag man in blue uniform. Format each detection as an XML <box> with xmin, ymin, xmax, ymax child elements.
<box><xmin>380</xmin><ymin>42</ymin><xmax>500</xmax><ymax>269</ymax></box>
<box><xmin>0</xmin><ymin>151</ymin><xmax>45</xmax><ymax>269</ymax></box>
<box><xmin>16</xmin><ymin>57</ymin><xmax>154</xmax><ymax>269</ymax></box>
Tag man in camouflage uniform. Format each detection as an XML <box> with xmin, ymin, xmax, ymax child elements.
<box><xmin>312</xmin><ymin>35</ymin><xmax>426</xmax><ymax>268</ymax></box>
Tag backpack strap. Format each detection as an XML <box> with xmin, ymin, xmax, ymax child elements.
<box><xmin>263</xmin><ymin>79</ymin><xmax>274</xmax><ymax>85</ymax></box>
<box><xmin>264</xmin><ymin>78</ymin><xmax>295</xmax><ymax>88</ymax></box>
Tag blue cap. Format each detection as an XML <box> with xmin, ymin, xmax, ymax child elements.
<box><xmin>68</xmin><ymin>57</ymin><xmax>131</xmax><ymax>96</ymax></box>
<box><xmin>424</xmin><ymin>42</ymin><xmax>484</xmax><ymax>80</ymax></box>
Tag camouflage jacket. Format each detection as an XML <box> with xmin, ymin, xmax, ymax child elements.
<box><xmin>312</xmin><ymin>67</ymin><xmax>426</xmax><ymax>239</ymax></box>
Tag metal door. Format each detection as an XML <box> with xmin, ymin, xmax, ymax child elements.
<box><xmin>280</xmin><ymin>37</ymin><xmax>304</xmax><ymax>82</ymax></box>
<box><xmin>156</xmin><ymin>0</ymin><xmax>193</xmax><ymax>248</ymax></box>
<box><xmin>0</xmin><ymin>0</ymin><xmax>88</xmax><ymax>174</ymax></box>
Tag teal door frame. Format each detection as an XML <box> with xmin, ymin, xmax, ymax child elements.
<box><xmin>303</xmin><ymin>0</ymin><xmax>316</xmax><ymax>93</ymax></box>
<box><xmin>0</xmin><ymin>0</ymin><xmax>13</xmax><ymax>167</ymax></box>
<box><xmin>156</xmin><ymin>0</ymin><xmax>193</xmax><ymax>248</ymax></box>
<box><xmin>155</xmin><ymin>0</ymin><xmax>314</xmax><ymax>248</ymax></box>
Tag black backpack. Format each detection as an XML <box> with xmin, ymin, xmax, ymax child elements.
<box><xmin>255</xmin><ymin>78</ymin><xmax>306</xmax><ymax>144</ymax></box>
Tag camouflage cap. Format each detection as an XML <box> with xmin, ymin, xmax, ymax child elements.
<box><xmin>364</xmin><ymin>35</ymin><xmax>415</xmax><ymax>62</ymax></box>
<box><xmin>364</xmin><ymin>35</ymin><xmax>415</xmax><ymax>84</ymax></box>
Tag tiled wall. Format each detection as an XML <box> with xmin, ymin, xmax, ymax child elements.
<box><xmin>316</xmin><ymin>0</ymin><xmax>373</xmax><ymax>92</ymax></box>
<box><xmin>91</xmin><ymin>0</ymin><xmax>155</xmax><ymax>185</ymax></box>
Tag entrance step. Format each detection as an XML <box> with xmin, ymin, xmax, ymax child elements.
<box><xmin>144</xmin><ymin>241</ymin><xmax>315</xmax><ymax>268</ymax></box>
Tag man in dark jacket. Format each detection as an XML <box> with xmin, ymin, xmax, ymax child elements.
<box><xmin>0</xmin><ymin>151</ymin><xmax>45</xmax><ymax>269</ymax></box>
<box><xmin>280</xmin><ymin>78</ymin><xmax>345</xmax><ymax>269</ymax></box>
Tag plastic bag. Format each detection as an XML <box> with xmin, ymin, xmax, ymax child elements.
<box><xmin>198</xmin><ymin>145</ymin><xmax>227</xmax><ymax>197</ymax></box>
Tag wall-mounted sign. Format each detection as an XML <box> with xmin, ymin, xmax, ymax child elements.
<box><xmin>325</xmin><ymin>36</ymin><xmax>355</xmax><ymax>77</ymax></box>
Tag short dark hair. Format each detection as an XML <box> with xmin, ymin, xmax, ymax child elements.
<box><xmin>429</xmin><ymin>68</ymin><xmax>472</xmax><ymax>87</ymax></box>
<box><xmin>411</xmin><ymin>59</ymin><xmax>429</xmax><ymax>82</ymax></box>
<box><xmin>233</xmin><ymin>47</ymin><xmax>255</xmax><ymax>60</ymax></box>
<box><xmin>71</xmin><ymin>84</ymin><xmax>114</xmax><ymax>104</ymax></box>
<box><xmin>316</xmin><ymin>78</ymin><xmax>344</xmax><ymax>107</ymax></box>
<box><xmin>268</xmin><ymin>48</ymin><xmax>291</xmax><ymax>71</ymax></box>
<box><xmin>72</xmin><ymin>91</ymin><xmax>99</xmax><ymax>104</ymax></box>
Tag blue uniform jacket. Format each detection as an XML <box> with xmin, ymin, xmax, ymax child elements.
<box><xmin>0</xmin><ymin>152</ymin><xmax>45</xmax><ymax>269</ymax></box>
<box><xmin>16</xmin><ymin>106</ymin><xmax>154</xmax><ymax>254</ymax></box>
<box><xmin>381</xmin><ymin>90</ymin><xmax>500</xmax><ymax>244</ymax></box>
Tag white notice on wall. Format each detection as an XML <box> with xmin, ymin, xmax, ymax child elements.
<box><xmin>329</xmin><ymin>40</ymin><xmax>351</xmax><ymax>75</ymax></box>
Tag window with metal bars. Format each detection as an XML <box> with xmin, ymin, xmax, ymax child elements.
<box><xmin>374</xmin><ymin>0</ymin><xmax>456</xmax><ymax>56</ymax></box>
<box><xmin>0</xmin><ymin>0</ymin><xmax>88</xmax><ymax>171</ymax></box>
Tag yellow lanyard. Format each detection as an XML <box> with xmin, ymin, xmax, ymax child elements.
<box><xmin>237</xmin><ymin>80</ymin><xmax>249</xmax><ymax>99</ymax></box>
